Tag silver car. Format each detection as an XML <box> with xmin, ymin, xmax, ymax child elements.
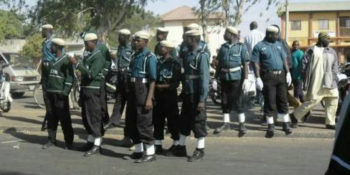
<box><xmin>1</xmin><ymin>52</ymin><xmax>41</xmax><ymax>98</ymax></box>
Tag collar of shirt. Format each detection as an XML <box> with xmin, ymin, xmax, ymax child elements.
<box><xmin>135</xmin><ymin>48</ymin><xmax>151</xmax><ymax>57</ymax></box>
<box><xmin>45</xmin><ymin>34</ymin><xmax>55</xmax><ymax>43</ymax></box>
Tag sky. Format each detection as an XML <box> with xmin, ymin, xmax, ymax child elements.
<box><xmin>24</xmin><ymin>0</ymin><xmax>350</xmax><ymax>38</ymax></box>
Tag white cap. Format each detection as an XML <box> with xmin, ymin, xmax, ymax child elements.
<box><xmin>185</xmin><ymin>29</ymin><xmax>201</xmax><ymax>36</ymax></box>
<box><xmin>157</xmin><ymin>27</ymin><xmax>168</xmax><ymax>33</ymax></box>
<box><xmin>186</xmin><ymin>23</ymin><xmax>200</xmax><ymax>30</ymax></box>
<box><xmin>134</xmin><ymin>31</ymin><xmax>150</xmax><ymax>40</ymax></box>
<box><xmin>42</xmin><ymin>24</ymin><xmax>53</xmax><ymax>29</ymax></box>
<box><xmin>266</xmin><ymin>26</ymin><xmax>279</xmax><ymax>33</ymax></box>
<box><xmin>84</xmin><ymin>33</ymin><xmax>98</xmax><ymax>41</ymax></box>
<box><xmin>52</xmin><ymin>38</ymin><xmax>65</xmax><ymax>46</ymax></box>
<box><xmin>226</xmin><ymin>26</ymin><xmax>238</xmax><ymax>35</ymax></box>
<box><xmin>118</xmin><ymin>29</ymin><xmax>131</xmax><ymax>35</ymax></box>
<box><xmin>160</xmin><ymin>40</ymin><xmax>175</xmax><ymax>48</ymax></box>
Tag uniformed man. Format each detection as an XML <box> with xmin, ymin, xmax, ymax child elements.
<box><xmin>105</xmin><ymin>29</ymin><xmax>133</xmax><ymax>147</ymax></box>
<box><xmin>251</xmin><ymin>26</ymin><xmax>293</xmax><ymax>138</ymax></box>
<box><xmin>40</xmin><ymin>24</ymin><xmax>56</xmax><ymax>131</ymax></box>
<box><xmin>42</xmin><ymin>38</ymin><xmax>75</xmax><ymax>150</ymax></box>
<box><xmin>213</xmin><ymin>27</ymin><xmax>250</xmax><ymax>137</ymax></box>
<box><xmin>154</xmin><ymin>27</ymin><xmax>177</xmax><ymax>59</ymax></box>
<box><xmin>123</xmin><ymin>31</ymin><xmax>157</xmax><ymax>163</ymax></box>
<box><xmin>176</xmin><ymin>29</ymin><xmax>210</xmax><ymax>162</ymax></box>
<box><xmin>153</xmin><ymin>40</ymin><xmax>181</xmax><ymax>155</ymax></box>
<box><xmin>68</xmin><ymin>33</ymin><xmax>106</xmax><ymax>156</ymax></box>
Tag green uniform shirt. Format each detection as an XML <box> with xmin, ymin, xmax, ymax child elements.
<box><xmin>129</xmin><ymin>48</ymin><xmax>157</xmax><ymax>81</ymax></box>
<box><xmin>46</xmin><ymin>54</ymin><xmax>74</xmax><ymax>96</ymax></box>
<box><xmin>216</xmin><ymin>42</ymin><xmax>249</xmax><ymax>81</ymax></box>
<box><xmin>117</xmin><ymin>43</ymin><xmax>133</xmax><ymax>70</ymax></box>
<box><xmin>157</xmin><ymin>57</ymin><xmax>181</xmax><ymax>91</ymax></box>
<box><xmin>77</xmin><ymin>48</ymin><xmax>105</xmax><ymax>89</ymax></box>
<box><xmin>97</xmin><ymin>43</ymin><xmax>111</xmax><ymax>79</ymax></box>
<box><xmin>291</xmin><ymin>49</ymin><xmax>304</xmax><ymax>81</ymax></box>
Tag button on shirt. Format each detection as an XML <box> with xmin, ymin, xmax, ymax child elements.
<box><xmin>183</xmin><ymin>46</ymin><xmax>210</xmax><ymax>102</ymax></box>
<box><xmin>216</xmin><ymin>42</ymin><xmax>249</xmax><ymax>81</ymax></box>
<box><xmin>129</xmin><ymin>48</ymin><xmax>157</xmax><ymax>81</ymax></box>
<box><xmin>117</xmin><ymin>44</ymin><xmax>133</xmax><ymax>70</ymax></box>
<box><xmin>251</xmin><ymin>40</ymin><xmax>287</xmax><ymax>71</ymax></box>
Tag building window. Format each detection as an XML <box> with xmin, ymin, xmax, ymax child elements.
<box><xmin>291</xmin><ymin>20</ymin><xmax>301</xmax><ymax>30</ymax></box>
<box><xmin>319</xmin><ymin>19</ymin><xmax>329</xmax><ymax>30</ymax></box>
<box><xmin>340</xmin><ymin>17</ymin><xmax>350</xmax><ymax>36</ymax></box>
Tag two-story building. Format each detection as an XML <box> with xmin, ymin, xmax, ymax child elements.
<box><xmin>280</xmin><ymin>1</ymin><xmax>350</xmax><ymax>63</ymax></box>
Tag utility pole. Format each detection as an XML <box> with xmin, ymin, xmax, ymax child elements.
<box><xmin>285</xmin><ymin>0</ymin><xmax>289</xmax><ymax>41</ymax></box>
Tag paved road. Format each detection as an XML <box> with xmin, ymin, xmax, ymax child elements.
<box><xmin>0</xmin><ymin>93</ymin><xmax>335</xmax><ymax>175</ymax></box>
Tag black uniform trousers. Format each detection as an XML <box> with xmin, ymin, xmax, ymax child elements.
<box><xmin>125</xmin><ymin>78</ymin><xmax>154</xmax><ymax>145</ymax></box>
<box><xmin>179</xmin><ymin>94</ymin><xmax>207</xmax><ymax>138</ymax></box>
<box><xmin>110</xmin><ymin>71</ymin><xmax>129</xmax><ymax>137</ymax></box>
<box><xmin>153</xmin><ymin>89</ymin><xmax>179</xmax><ymax>141</ymax></box>
<box><xmin>46</xmin><ymin>92</ymin><xmax>74</xmax><ymax>144</ymax></box>
<box><xmin>221</xmin><ymin>80</ymin><xmax>244</xmax><ymax>114</ymax></box>
<box><xmin>81</xmin><ymin>88</ymin><xmax>104</xmax><ymax>137</ymax></box>
<box><xmin>100</xmin><ymin>79</ymin><xmax>109</xmax><ymax>123</ymax></box>
<box><xmin>261</xmin><ymin>70</ymin><xmax>289</xmax><ymax>116</ymax></box>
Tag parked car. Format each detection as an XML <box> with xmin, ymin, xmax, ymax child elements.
<box><xmin>0</xmin><ymin>52</ymin><xmax>40</xmax><ymax>98</ymax></box>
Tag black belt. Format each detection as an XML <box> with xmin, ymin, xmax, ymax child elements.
<box><xmin>266</xmin><ymin>70</ymin><xmax>284</xmax><ymax>75</ymax></box>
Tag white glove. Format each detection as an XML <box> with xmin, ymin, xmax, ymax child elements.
<box><xmin>242</xmin><ymin>79</ymin><xmax>249</xmax><ymax>95</ymax></box>
<box><xmin>286</xmin><ymin>72</ymin><xmax>292</xmax><ymax>86</ymax></box>
<box><xmin>67</xmin><ymin>52</ymin><xmax>75</xmax><ymax>58</ymax></box>
<box><xmin>256</xmin><ymin>77</ymin><xmax>263</xmax><ymax>91</ymax></box>
<box><xmin>212</xmin><ymin>79</ymin><xmax>218</xmax><ymax>91</ymax></box>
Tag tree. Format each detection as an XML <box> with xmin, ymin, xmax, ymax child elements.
<box><xmin>0</xmin><ymin>10</ymin><xmax>24</xmax><ymax>41</ymax></box>
<box><xmin>20</xmin><ymin>33</ymin><xmax>43</xmax><ymax>63</ymax></box>
<box><xmin>30</xmin><ymin>0</ymin><xmax>155</xmax><ymax>42</ymax></box>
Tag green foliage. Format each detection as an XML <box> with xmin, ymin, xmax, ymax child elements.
<box><xmin>0</xmin><ymin>10</ymin><xmax>24</xmax><ymax>41</ymax></box>
<box><xmin>20</xmin><ymin>33</ymin><xmax>43</xmax><ymax>62</ymax></box>
<box><xmin>107</xmin><ymin>11</ymin><xmax>161</xmax><ymax>48</ymax></box>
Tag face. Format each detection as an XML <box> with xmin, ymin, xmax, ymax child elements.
<box><xmin>292</xmin><ymin>41</ymin><xmax>300</xmax><ymax>50</ymax></box>
<box><xmin>42</xmin><ymin>29</ymin><xmax>48</xmax><ymax>38</ymax></box>
<box><xmin>156</xmin><ymin>32</ymin><xmax>167</xmax><ymax>42</ymax></box>
<box><xmin>160</xmin><ymin>46</ymin><xmax>169</xmax><ymax>56</ymax></box>
<box><xmin>84</xmin><ymin>40</ymin><xmax>96</xmax><ymax>51</ymax></box>
<box><xmin>320</xmin><ymin>37</ymin><xmax>330</xmax><ymax>47</ymax></box>
<box><xmin>118</xmin><ymin>34</ymin><xmax>129</xmax><ymax>44</ymax></box>
<box><xmin>132</xmin><ymin>37</ymin><xmax>147</xmax><ymax>51</ymax></box>
<box><xmin>223</xmin><ymin>30</ymin><xmax>231</xmax><ymax>41</ymax></box>
<box><xmin>51</xmin><ymin>44</ymin><xmax>58</xmax><ymax>53</ymax></box>
<box><xmin>266</xmin><ymin>32</ymin><xmax>277</xmax><ymax>42</ymax></box>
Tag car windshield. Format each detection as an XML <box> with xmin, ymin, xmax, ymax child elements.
<box><xmin>5</xmin><ymin>54</ymin><xmax>36</xmax><ymax>70</ymax></box>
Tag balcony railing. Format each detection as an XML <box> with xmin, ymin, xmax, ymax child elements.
<box><xmin>340</xmin><ymin>27</ymin><xmax>350</xmax><ymax>36</ymax></box>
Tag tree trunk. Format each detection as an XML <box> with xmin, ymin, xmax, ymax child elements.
<box><xmin>233</xmin><ymin>0</ymin><xmax>246</xmax><ymax>26</ymax></box>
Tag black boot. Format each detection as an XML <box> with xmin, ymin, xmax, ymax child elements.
<box><xmin>84</xmin><ymin>145</ymin><xmax>101</xmax><ymax>157</ymax></box>
<box><xmin>213</xmin><ymin>123</ymin><xmax>230</xmax><ymax>134</ymax></box>
<box><xmin>174</xmin><ymin>145</ymin><xmax>187</xmax><ymax>157</ymax></box>
<box><xmin>290</xmin><ymin>113</ymin><xmax>298</xmax><ymax>128</ymax></box>
<box><xmin>188</xmin><ymin>148</ymin><xmax>205</xmax><ymax>162</ymax></box>
<box><xmin>165</xmin><ymin>145</ymin><xmax>177</xmax><ymax>157</ymax></box>
<box><xmin>282</xmin><ymin>122</ymin><xmax>293</xmax><ymax>135</ymax></box>
<box><xmin>302</xmin><ymin>112</ymin><xmax>311</xmax><ymax>122</ymax></box>
<box><xmin>265</xmin><ymin>124</ymin><xmax>275</xmax><ymax>138</ymax></box>
<box><xmin>134</xmin><ymin>155</ymin><xmax>156</xmax><ymax>163</ymax></box>
<box><xmin>123</xmin><ymin>152</ymin><xmax>144</xmax><ymax>160</ymax></box>
<box><xmin>42</xmin><ymin>140</ymin><xmax>56</xmax><ymax>149</ymax></box>
<box><xmin>42</xmin><ymin>130</ymin><xmax>57</xmax><ymax>149</ymax></box>
<box><xmin>64</xmin><ymin>143</ymin><xmax>76</xmax><ymax>150</ymax></box>
<box><xmin>120</xmin><ymin>137</ymin><xmax>133</xmax><ymax>147</ymax></box>
<box><xmin>238</xmin><ymin>123</ymin><xmax>247</xmax><ymax>137</ymax></box>
<box><xmin>155</xmin><ymin>145</ymin><xmax>164</xmax><ymax>155</ymax></box>
<box><xmin>79</xmin><ymin>142</ymin><xmax>94</xmax><ymax>152</ymax></box>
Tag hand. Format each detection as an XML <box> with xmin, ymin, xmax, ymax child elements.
<box><xmin>286</xmin><ymin>72</ymin><xmax>292</xmax><ymax>86</ymax></box>
<box><xmin>212</xmin><ymin>79</ymin><xmax>218</xmax><ymax>91</ymax></box>
<box><xmin>242</xmin><ymin>79</ymin><xmax>249</xmax><ymax>95</ymax></box>
<box><xmin>256</xmin><ymin>77</ymin><xmax>264</xmax><ymax>91</ymax></box>
<box><xmin>144</xmin><ymin>99</ymin><xmax>153</xmax><ymax>110</ymax></box>
<box><xmin>197</xmin><ymin>102</ymin><xmax>205</xmax><ymax>112</ymax></box>
<box><xmin>68</xmin><ymin>56</ymin><xmax>78</xmax><ymax>65</ymax></box>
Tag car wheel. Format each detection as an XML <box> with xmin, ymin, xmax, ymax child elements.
<box><xmin>11</xmin><ymin>92</ymin><xmax>25</xmax><ymax>98</ymax></box>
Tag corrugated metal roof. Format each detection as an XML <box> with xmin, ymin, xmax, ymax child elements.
<box><xmin>282</xmin><ymin>1</ymin><xmax>350</xmax><ymax>12</ymax></box>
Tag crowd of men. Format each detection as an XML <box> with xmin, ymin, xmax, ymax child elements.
<box><xmin>39</xmin><ymin>20</ymin><xmax>341</xmax><ymax>164</ymax></box>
